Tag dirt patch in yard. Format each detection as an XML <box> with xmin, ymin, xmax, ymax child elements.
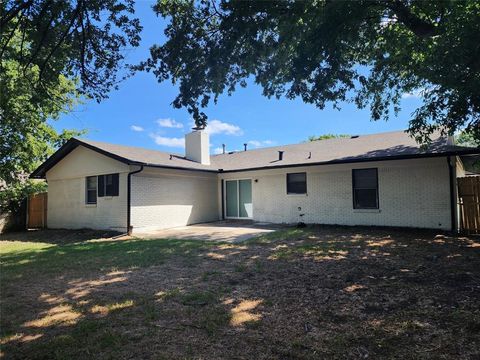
<box><xmin>1</xmin><ymin>226</ymin><xmax>480</xmax><ymax>359</ymax></box>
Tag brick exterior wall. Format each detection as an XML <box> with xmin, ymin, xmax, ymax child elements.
<box><xmin>130</xmin><ymin>168</ymin><xmax>218</xmax><ymax>231</ymax></box>
<box><xmin>45</xmin><ymin>145</ymin><xmax>453</xmax><ymax>232</ymax></box>
<box><xmin>46</xmin><ymin>146</ymin><xmax>129</xmax><ymax>232</ymax></box>
<box><xmin>218</xmin><ymin>157</ymin><xmax>452</xmax><ymax>230</ymax></box>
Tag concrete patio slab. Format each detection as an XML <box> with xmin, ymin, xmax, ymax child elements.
<box><xmin>132</xmin><ymin>220</ymin><xmax>283</xmax><ymax>243</ymax></box>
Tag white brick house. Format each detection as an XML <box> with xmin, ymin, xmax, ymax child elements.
<box><xmin>31</xmin><ymin>130</ymin><xmax>479</xmax><ymax>233</ymax></box>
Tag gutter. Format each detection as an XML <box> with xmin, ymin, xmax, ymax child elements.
<box><xmin>219</xmin><ymin>150</ymin><xmax>480</xmax><ymax>174</ymax></box>
<box><xmin>447</xmin><ymin>157</ymin><xmax>456</xmax><ymax>233</ymax></box>
<box><xmin>31</xmin><ymin>137</ymin><xmax>480</xmax><ymax>179</ymax></box>
<box><xmin>127</xmin><ymin>165</ymin><xmax>144</xmax><ymax>235</ymax></box>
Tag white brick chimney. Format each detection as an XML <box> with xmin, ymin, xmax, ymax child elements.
<box><xmin>185</xmin><ymin>130</ymin><xmax>210</xmax><ymax>165</ymax></box>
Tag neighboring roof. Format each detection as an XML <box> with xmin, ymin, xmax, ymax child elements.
<box><xmin>31</xmin><ymin>130</ymin><xmax>480</xmax><ymax>178</ymax></box>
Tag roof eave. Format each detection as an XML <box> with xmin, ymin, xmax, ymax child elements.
<box><xmin>218</xmin><ymin>149</ymin><xmax>480</xmax><ymax>173</ymax></box>
<box><xmin>29</xmin><ymin>138</ymin><xmax>219</xmax><ymax>179</ymax></box>
<box><xmin>30</xmin><ymin>138</ymin><xmax>134</xmax><ymax>179</ymax></box>
<box><xmin>30</xmin><ymin>138</ymin><xmax>479</xmax><ymax>179</ymax></box>
<box><xmin>140</xmin><ymin>163</ymin><xmax>218</xmax><ymax>173</ymax></box>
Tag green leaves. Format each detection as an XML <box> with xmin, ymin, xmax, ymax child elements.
<box><xmin>0</xmin><ymin>33</ymin><xmax>83</xmax><ymax>213</ymax></box>
<box><xmin>1</xmin><ymin>0</ymin><xmax>142</xmax><ymax>102</ymax></box>
<box><xmin>144</xmin><ymin>0</ymin><xmax>480</xmax><ymax>143</ymax></box>
<box><xmin>1</xmin><ymin>1</ymin><xmax>141</xmax><ymax>213</ymax></box>
<box><xmin>308</xmin><ymin>134</ymin><xmax>351</xmax><ymax>142</ymax></box>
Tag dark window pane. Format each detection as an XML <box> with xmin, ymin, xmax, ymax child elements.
<box><xmin>354</xmin><ymin>189</ymin><xmax>378</xmax><ymax>209</ymax></box>
<box><xmin>112</xmin><ymin>173</ymin><xmax>119</xmax><ymax>196</ymax></box>
<box><xmin>287</xmin><ymin>172</ymin><xmax>307</xmax><ymax>194</ymax></box>
<box><xmin>87</xmin><ymin>190</ymin><xmax>97</xmax><ymax>204</ymax></box>
<box><xmin>98</xmin><ymin>175</ymin><xmax>105</xmax><ymax>197</ymax></box>
<box><xmin>105</xmin><ymin>174</ymin><xmax>114</xmax><ymax>196</ymax></box>
<box><xmin>353</xmin><ymin>169</ymin><xmax>377</xmax><ymax>188</ymax></box>
<box><xmin>288</xmin><ymin>173</ymin><xmax>305</xmax><ymax>183</ymax></box>
<box><xmin>102</xmin><ymin>173</ymin><xmax>119</xmax><ymax>196</ymax></box>
<box><xmin>353</xmin><ymin>168</ymin><xmax>378</xmax><ymax>209</ymax></box>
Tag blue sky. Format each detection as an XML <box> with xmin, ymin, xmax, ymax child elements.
<box><xmin>54</xmin><ymin>1</ymin><xmax>422</xmax><ymax>155</ymax></box>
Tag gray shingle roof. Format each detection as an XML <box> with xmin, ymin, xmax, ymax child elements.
<box><xmin>78</xmin><ymin>139</ymin><xmax>219</xmax><ymax>171</ymax></box>
<box><xmin>31</xmin><ymin>130</ymin><xmax>480</xmax><ymax>178</ymax></box>
<box><xmin>80</xmin><ymin>130</ymin><xmax>480</xmax><ymax>172</ymax></box>
<box><xmin>212</xmin><ymin>130</ymin><xmax>477</xmax><ymax>171</ymax></box>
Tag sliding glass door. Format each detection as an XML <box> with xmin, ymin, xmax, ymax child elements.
<box><xmin>225</xmin><ymin>179</ymin><xmax>252</xmax><ymax>219</ymax></box>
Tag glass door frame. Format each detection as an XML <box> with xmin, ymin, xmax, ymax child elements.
<box><xmin>223</xmin><ymin>178</ymin><xmax>253</xmax><ymax>219</ymax></box>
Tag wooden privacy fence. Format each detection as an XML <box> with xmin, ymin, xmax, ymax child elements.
<box><xmin>27</xmin><ymin>192</ymin><xmax>47</xmax><ymax>229</ymax></box>
<box><xmin>458</xmin><ymin>177</ymin><xmax>480</xmax><ymax>234</ymax></box>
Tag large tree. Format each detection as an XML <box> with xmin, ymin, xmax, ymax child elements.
<box><xmin>1</xmin><ymin>0</ymin><xmax>142</xmax><ymax>101</ymax></box>
<box><xmin>0</xmin><ymin>0</ymin><xmax>142</xmax><ymax>212</ymax></box>
<box><xmin>142</xmin><ymin>0</ymin><xmax>480</xmax><ymax>143</ymax></box>
<box><xmin>0</xmin><ymin>30</ymin><xmax>83</xmax><ymax>212</ymax></box>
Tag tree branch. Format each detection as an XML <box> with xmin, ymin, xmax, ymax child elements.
<box><xmin>22</xmin><ymin>7</ymin><xmax>58</xmax><ymax>74</ymax></box>
<box><xmin>0</xmin><ymin>11</ymin><xmax>23</xmax><ymax>59</ymax></box>
<box><xmin>37</xmin><ymin>1</ymin><xmax>82</xmax><ymax>82</ymax></box>
<box><xmin>0</xmin><ymin>0</ymin><xmax>33</xmax><ymax>30</ymax></box>
<box><xmin>384</xmin><ymin>0</ymin><xmax>438</xmax><ymax>37</ymax></box>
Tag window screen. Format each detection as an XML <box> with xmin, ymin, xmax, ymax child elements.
<box><xmin>287</xmin><ymin>172</ymin><xmax>307</xmax><ymax>194</ymax></box>
<box><xmin>105</xmin><ymin>174</ymin><xmax>113</xmax><ymax>195</ymax></box>
<box><xmin>86</xmin><ymin>176</ymin><xmax>97</xmax><ymax>204</ymax></box>
<box><xmin>98</xmin><ymin>173</ymin><xmax>119</xmax><ymax>197</ymax></box>
<box><xmin>352</xmin><ymin>168</ymin><xmax>378</xmax><ymax>209</ymax></box>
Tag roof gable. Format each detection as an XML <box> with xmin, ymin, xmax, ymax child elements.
<box><xmin>46</xmin><ymin>145</ymin><xmax>130</xmax><ymax>180</ymax></box>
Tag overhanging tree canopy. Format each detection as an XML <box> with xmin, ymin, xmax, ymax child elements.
<box><xmin>0</xmin><ymin>0</ymin><xmax>142</xmax><ymax>212</ymax></box>
<box><xmin>141</xmin><ymin>0</ymin><xmax>480</xmax><ymax>143</ymax></box>
<box><xmin>1</xmin><ymin>0</ymin><xmax>142</xmax><ymax>101</ymax></box>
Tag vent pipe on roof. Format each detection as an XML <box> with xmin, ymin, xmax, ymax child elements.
<box><xmin>222</xmin><ymin>144</ymin><xmax>226</xmax><ymax>154</ymax></box>
<box><xmin>278</xmin><ymin>151</ymin><xmax>284</xmax><ymax>161</ymax></box>
<box><xmin>244</xmin><ymin>143</ymin><xmax>247</xmax><ymax>151</ymax></box>
<box><xmin>308</xmin><ymin>151</ymin><xmax>311</xmax><ymax>159</ymax></box>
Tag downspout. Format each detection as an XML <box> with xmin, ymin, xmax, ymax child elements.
<box><xmin>127</xmin><ymin>165</ymin><xmax>144</xmax><ymax>235</ymax></box>
<box><xmin>447</xmin><ymin>157</ymin><xmax>456</xmax><ymax>233</ymax></box>
<box><xmin>221</xmin><ymin>179</ymin><xmax>225</xmax><ymax>220</ymax></box>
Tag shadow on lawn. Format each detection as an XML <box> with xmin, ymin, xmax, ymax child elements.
<box><xmin>0</xmin><ymin>229</ymin><xmax>122</xmax><ymax>245</ymax></box>
<box><xmin>1</xmin><ymin>226</ymin><xmax>480</xmax><ymax>359</ymax></box>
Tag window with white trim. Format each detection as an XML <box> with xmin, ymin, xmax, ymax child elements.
<box><xmin>86</xmin><ymin>176</ymin><xmax>97</xmax><ymax>204</ymax></box>
<box><xmin>352</xmin><ymin>168</ymin><xmax>379</xmax><ymax>209</ymax></box>
<box><xmin>287</xmin><ymin>172</ymin><xmax>307</xmax><ymax>194</ymax></box>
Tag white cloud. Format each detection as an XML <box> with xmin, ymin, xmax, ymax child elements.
<box><xmin>157</xmin><ymin>118</ymin><xmax>184</xmax><ymax>129</ymax></box>
<box><xmin>130</xmin><ymin>125</ymin><xmax>144</xmax><ymax>132</ymax></box>
<box><xmin>402</xmin><ymin>89</ymin><xmax>423</xmax><ymax>99</ymax></box>
<box><xmin>205</xmin><ymin>119</ymin><xmax>243</xmax><ymax>136</ymax></box>
<box><xmin>379</xmin><ymin>16</ymin><xmax>397</xmax><ymax>28</ymax></box>
<box><xmin>149</xmin><ymin>133</ymin><xmax>185</xmax><ymax>148</ymax></box>
<box><xmin>248</xmin><ymin>140</ymin><xmax>275</xmax><ymax>148</ymax></box>
<box><xmin>213</xmin><ymin>147</ymin><xmax>224</xmax><ymax>154</ymax></box>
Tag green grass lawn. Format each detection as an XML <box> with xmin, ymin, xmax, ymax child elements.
<box><xmin>1</xmin><ymin>227</ymin><xmax>480</xmax><ymax>359</ymax></box>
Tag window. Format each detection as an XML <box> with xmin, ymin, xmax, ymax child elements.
<box><xmin>287</xmin><ymin>172</ymin><xmax>307</xmax><ymax>194</ymax></box>
<box><xmin>86</xmin><ymin>176</ymin><xmax>97</xmax><ymax>204</ymax></box>
<box><xmin>98</xmin><ymin>173</ymin><xmax>119</xmax><ymax>197</ymax></box>
<box><xmin>105</xmin><ymin>174</ymin><xmax>115</xmax><ymax>196</ymax></box>
<box><xmin>352</xmin><ymin>168</ymin><xmax>378</xmax><ymax>209</ymax></box>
